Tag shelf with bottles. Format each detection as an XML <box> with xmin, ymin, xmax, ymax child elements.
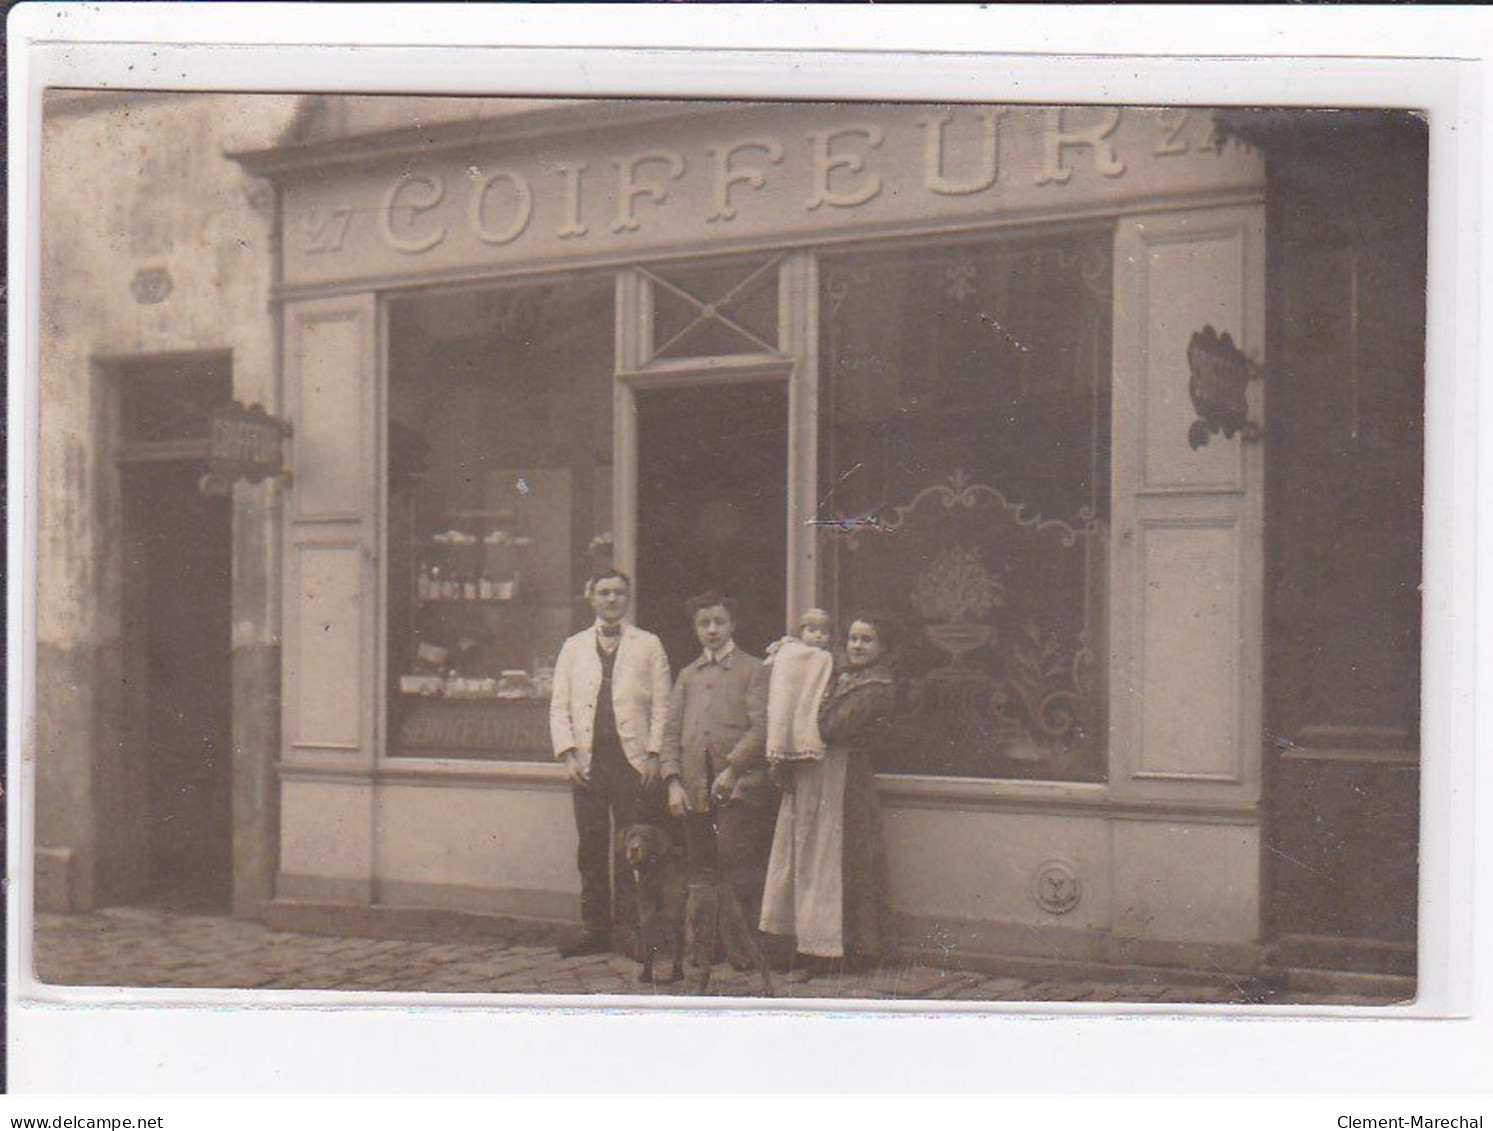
<box><xmin>396</xmin><ymin>640</ymin><xmax>557</xmax><ymax>704</ymax></box>
<box><xmin>415</xmin><ymin>521</ymin><xmax>535</xmax><ymax>606</ymax></box>
<box><xmin>416</xmin><ymin>574</ymin><xmax>529</xmax><ymax>606</ymax></box>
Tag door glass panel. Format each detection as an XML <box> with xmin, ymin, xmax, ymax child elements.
<box><xmin>635</xmin><ymin>382</ymin><xmax>788</xmax><ymax>666</ymax></box>
<box><xmin>118</xmin><ymin>354</ymin><xmax>231</xmax><ymax>443</ymax></box>
<box><xmin>646</xmin><ymin>255</ymin><xmax>781</xmax><ymax>359</ymax></box>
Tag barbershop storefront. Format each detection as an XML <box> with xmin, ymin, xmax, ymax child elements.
<box><xmin>236</xmin><ymin>100</ymin><xmax>1275</xmax><ymax>974</ymax></box>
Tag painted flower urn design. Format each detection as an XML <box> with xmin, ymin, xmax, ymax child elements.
<box><xmin>912</xmin><ymin>547</ymin><xmax>1004</xmax><ymax>666</ymax></box>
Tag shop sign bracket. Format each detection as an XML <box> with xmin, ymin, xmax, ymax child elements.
<box><xmin>199</xmin><ymin>400</ymin><xmax>293</xmax><ymax>496</ymax></box>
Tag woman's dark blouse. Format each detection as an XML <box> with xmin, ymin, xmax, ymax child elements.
<box><xmin>819</xmin><ymin>664</ymin><xmax>897</xmax><ymax>752</ymax></box>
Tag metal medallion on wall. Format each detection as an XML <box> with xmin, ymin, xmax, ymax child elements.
<box><xmin>1031</xmin><ymin>859</ymin><xmax>1082</xmax><ymax>915</ymax></box>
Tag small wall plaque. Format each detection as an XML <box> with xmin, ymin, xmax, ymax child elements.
<box><xmin>129</xmin><ymin>266</ymin><xmax>173</xmax><ymax>305</ymax></box>
<box><xmin>1032</xmin><ymin>859</ymin><xmax>1082</xmax><ymax>915</ymax></box>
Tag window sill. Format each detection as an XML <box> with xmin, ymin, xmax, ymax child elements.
<box><xmin>876</xmin><ymin>774</ymin><xmax>1108</xmax><ymax>810</ymax></box>
<box><xmin>377</xmin><ymin>756</ymin><xmax>565</xmax><ymax>788</ymax></box>
<box><xmin>878</xmin><ymin>773</ymin><xmax>1258</xmax><ymax>823</ymax></box>
<box><xmin>280</xmin><ymin>759</ymin><xmax>1259</xmax><ymax>822</ymax></box>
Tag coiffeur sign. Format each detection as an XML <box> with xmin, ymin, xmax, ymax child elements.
<box><xmin>270</xmin><ymin>103</ymin><xmax>1263</xmax><ymax>292</ymax></box>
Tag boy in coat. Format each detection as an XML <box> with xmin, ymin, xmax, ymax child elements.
<box><xmin>660</xmin><ymin>592</ymin><xmax>774</xmax><ymax>936</ymax></box>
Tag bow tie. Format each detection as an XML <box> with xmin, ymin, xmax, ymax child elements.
<box><xmin>598</xmin><ymin>623</ymin><xmax>622</xmax><ymax>639</ymax></box>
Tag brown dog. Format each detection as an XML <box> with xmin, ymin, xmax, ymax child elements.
<box><xmin>618</xmin><ymin>823</ymin><xmax>687</xmax><ymax>985</ymax></box>
<box><xmin>683</xmin><ymin>879</ymin><xmax>778</xmax><ymax>998</ymax></box>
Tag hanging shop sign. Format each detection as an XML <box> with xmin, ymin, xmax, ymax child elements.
<box><xmin>265</xmin><ymin>103</ymin><xmax>1264</xmax><ymax>291</ymax></box>
<box><xmin>1187</xmin><ymin>325</ymin><xmax>1264</xmax><ymax>450</ymax></box>
<box><xmin>199</xmin><ymin>400</ymin><xmax>293</xmax><ymax>495</ymax></box>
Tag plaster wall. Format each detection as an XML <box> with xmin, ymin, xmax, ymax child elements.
<box><xmin>35</xmin><ymin>92</ymin><xmax>301</xmax><ymax>910</ymax></box>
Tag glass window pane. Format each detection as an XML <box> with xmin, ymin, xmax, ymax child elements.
<box><xmin>119</xmin><ymin>355</ymin><xmax>231</xmax><ymax>443</ymax></box>
<box><xmin>817</xmin><ymin>232</ymin><xmax>1112</xmax><ymax>782</ymax></box>
<box><xmin>648</xmin><ymin>256</ymin><xmax>780</xmax><ymax>359</ymax></box>
<box><xmin>385</xmin><ymin>280</ymin><xmax>615</xmax><ymax>761</ymax></box>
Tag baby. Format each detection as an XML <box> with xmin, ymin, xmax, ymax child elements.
<box><xmin>765</xmin><ymin>607</ymin><xmax>834</xmax><ymax>658</ymax></box>
<box><xmin>764</xmin><ymin>609</ymin><xmax>837</xmax><ymax>789</ymax></box>
<box><xmin>795</xmin><ymin>608</ymin><xmax>834</xmax><ymax>652</ymax></box>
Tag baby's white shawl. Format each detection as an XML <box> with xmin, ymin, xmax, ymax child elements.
<box><xmin>766</xmin><ymin>639</ymin><xmax>834</xmax><ymax>763</ymax></box>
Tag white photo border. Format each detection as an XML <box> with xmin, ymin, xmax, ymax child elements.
<box><xmin>7</xmin><ymin>3</ymin><xmax>1488</xmax><ymax>1093</ymax></box>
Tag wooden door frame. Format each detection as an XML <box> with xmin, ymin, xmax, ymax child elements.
<box><xmin>612</xmin><ymin>253</ymin><xmax>817</xmax><ymax>636</ymax></box>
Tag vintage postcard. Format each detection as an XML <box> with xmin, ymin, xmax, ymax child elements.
<box><xmin>9</xmin><ymin>6</ymin><xmax>1486</xmax><ymax>1101</ymax></box>
<box><xmin>27</xmin><ymin>89</ymin><xmax>1427</xmax><ymax>1009</ymax></box>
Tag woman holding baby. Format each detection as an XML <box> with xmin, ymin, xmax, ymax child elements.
<box><xmin>758</xmin><ymin>609</ymin><xmax>897</xmax><ymax>982</ymax></box>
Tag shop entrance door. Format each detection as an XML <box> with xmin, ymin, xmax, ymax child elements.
<box><xmin>635</xmin><ymin>382</ymin><xmax>789</xmax><ymax>666</ymax></box>
<box><xmin>118</xmin><ymin>357</ymin><xmax>234</xmax><ymax>911</ymax></box>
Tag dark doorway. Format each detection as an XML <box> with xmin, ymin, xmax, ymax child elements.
<box><xmin>636</xmin><ymin>382</ymin><xmax>788</xmax><ymax>668</ymax></box>
<box><xmin>124</xmin><ymin>467</ymin><xmax>233</xmax><ymax>909</ymax></box>
<box><xmin>117</xmin><ymin>357</ymin><xmax>234</xmax><ymax>911</ymax></box>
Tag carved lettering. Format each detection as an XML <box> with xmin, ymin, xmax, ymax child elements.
<box><xmin>807</xmin><ymin>124</ymin><xmax>885</xmax><ymax>210</ymax></box>
<box><xmin>705</xmin><ymin>137</ymin><xmax>784</xmax><ymax>222</ymax></box>
<box><xmin>468</xmin><ymin>169</ymin><xmax>534</xmax><ymax>246</ymax></box>
<box><xmin>611</xmin><ymin>151</ymin><xmax>687</xmax><ymax>234</ymax></box>
<box><xmin>380</xmin><ymin>174</ymin><xmax>448</xmax><ymax>254</ymax></box>
<box><xmin>553</xmin><ymin>161</ymin><xmax>589</xmax><ymax>239</ymax></box>
<box><xmin>917</xmin><ymin>108</ymin><xmax>1006</xmax><ymax>196</ymax></box>
<box><xmin>1034</xmin><ymin>107</ymin><xmax>1127</xmax><ymax>186</ymax></box>
<box><xmin>346</xmin><ymin>105</ymin><xmax>1224</xmax><ymax>275</ymax></box>
<box><xmin>303</xmin><ymin>205</ymin><xmax>353</xmax><ymax>254</ymax></box>
<box><xmin>1154</xmin><ymin>108</ymin><xmax>1191</xmax><ymax>157</ymax></box>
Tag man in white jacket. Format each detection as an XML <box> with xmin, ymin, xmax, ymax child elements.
<box><xmin>550</xmin><ymin>569</ymin><xmax>672</xmax><ymax>957</ymax></box>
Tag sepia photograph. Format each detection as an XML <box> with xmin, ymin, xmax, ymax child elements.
<box><xmin>27</xmin><ymin>88</ymin><xmax>1427</xmax><ymax>1010</ymax></box>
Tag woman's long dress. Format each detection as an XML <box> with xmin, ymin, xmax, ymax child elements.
<box><xmin>759</xmin><ymin>665</ymin><xmax>894</xmax><ymax>958</ymax></box>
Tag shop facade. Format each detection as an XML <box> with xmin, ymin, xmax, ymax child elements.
<box><xmin>235</xmin><ymin>99</ymin><xmax>1275</xmax><ymax>974</ymax></box>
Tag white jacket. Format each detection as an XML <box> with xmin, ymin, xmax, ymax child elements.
<box><xmin>549</xmin><ymin>622</ymin><xmax>671</xmax><ymax>775</ymax></box>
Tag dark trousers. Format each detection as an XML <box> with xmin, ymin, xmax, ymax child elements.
<box><xmin>572</xmin><ymin>736</ymin><xmax>660</xmax><ymax>938</ymax></box>
<box><xmin>681</xmin><ymin>801</ymin><xmax>777</xmax><ymax>936</ymax></box>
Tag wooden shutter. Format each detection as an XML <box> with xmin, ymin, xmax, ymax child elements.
<box><xmin>1109</xmin><ymin>205</ymin><xmax>1266</xmax><ymax>805</ymax></box>
<box><xmin>278</xmin><ymin>294</ymin><xmax>380</xmax><ymax>897</ymax></box>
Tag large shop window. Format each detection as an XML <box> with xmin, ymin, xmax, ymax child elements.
<box><xmin>385</xmin><ymin>280</ymin><xmax>614</xmax><ymax>761</ymax></box>
<box><xmin>817</xmin><ymin>231</ymin><xmax>1112</xmax><ymax>782</ymax></box>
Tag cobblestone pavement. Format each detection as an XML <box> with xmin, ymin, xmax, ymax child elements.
<box><xmin>30</xmin><ymin>907</ymin><xmax>1393</xmax><ymax>1007</ymax></box>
